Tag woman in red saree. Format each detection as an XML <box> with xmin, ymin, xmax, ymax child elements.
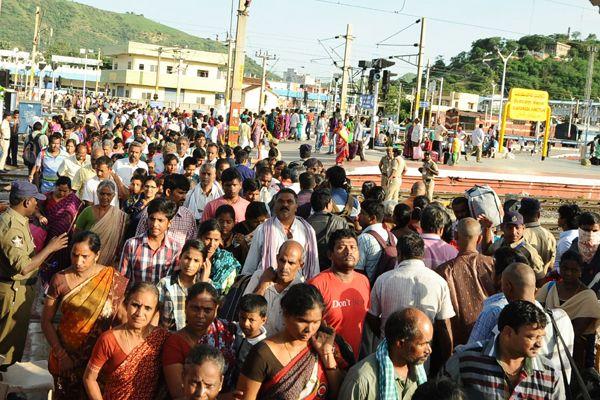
<box><xmin>236</xmin><ymin>284</ymin><xmax>343</xmax><ymax>400</ymax></box>
<box><xmin>42</xmin><ymin>231</ymin><xmax>128</xmax><ymax>399</ymax></box>
<box><xmin>335</xmin><ymin>122</ymin><xmax>349</xmax><ymax>165</ymax></box>
<box><xmin>83</xmin><ymin>282</ymin><xmax>170</xmax><ymax>400</ymax></box>
<box><xmin>39</xmin><ymin>176</ymin><xmax>82</xmax><ymax>289</ymax></box>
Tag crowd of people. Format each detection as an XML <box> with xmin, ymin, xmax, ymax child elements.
<box><xmin>0</xmin><ymin>97</ymin><xmax>598</xmax><ymax>400</ymax></box>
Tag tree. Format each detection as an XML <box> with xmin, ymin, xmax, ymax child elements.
<box><xmin>518</xmin><ymin>35</ymin><xmax>550</xmax><ymax>52</ymax></box>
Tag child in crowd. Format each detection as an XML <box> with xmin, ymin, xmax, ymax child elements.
<box><xmin>156</xmin><ymin>239</ymin><xmax>210</xmax><ymax>331</ymax></box>
<box><xmin>233</xmin><ymin>294</ymin><xmax>268</xmax><ymax>372</ymax></box>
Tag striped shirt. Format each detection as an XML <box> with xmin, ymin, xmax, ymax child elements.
<box><xmin>369</xmin><ymin>259</ymin><xmax>455</xmax><ymax>335</ymax></box>
<box><xmin>119</xmin><ymin>234</ymin><xmax>182</xmax><ymax>286</ymax></box>
<box><xmin>444</xmin><ymin>336</ymin><xmax>563</xmax><ymax>400</ymax></box>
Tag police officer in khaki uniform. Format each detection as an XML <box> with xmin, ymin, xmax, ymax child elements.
<box><xmin>0</xmin><ymin>181</ymin><xmax>67</xmax><ymax>366</ymax></box>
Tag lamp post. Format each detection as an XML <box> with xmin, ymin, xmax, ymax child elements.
<box><xmin>497</xmin><ymin>49</ymin><xmax>515</xmax><ymax>127</ymax></box>
<box><xmin>80</xmin><ymin>48</ymin><xmax>93</xmax><ymax>110</ymax></box>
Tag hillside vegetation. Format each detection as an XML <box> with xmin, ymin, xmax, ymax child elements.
<box><xmin>0</xmin><ymin>0</ymin><xmax>267</xmax><ymax>77</ymax></box>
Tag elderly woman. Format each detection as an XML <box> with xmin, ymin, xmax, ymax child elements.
<box><xmin>39</xmin><ymin>175</ymin><xmax>82</xmax><ymax>286</ymax></box>
<box><xmin>182</xmin><ymin>345</ymin><xmax>227</xmax><ymax>400</ymax></box>
<box><xmin>84</xmin><ymin>282</ymin><xmax>169</xmax><ymax>400</ymax></box>
<box><xmin>237</xmin><ymin>283</ymin><xmax>343</xmax><ymax>400</ymax></box>
<box><xmin>162</xmin><ymin>283</ymin><xmax>236</xmax><ymax>400</ymax></box>
<box><xmin>75</xmin><ymin>180</ymin><xmax>128</xmax><ymax>266</ymax></box>
<box><xmin>537</xmin><ymin>250</ymin><xmax>600</xmax><ymax>369</ymax></box>
<box><xmin>42</xmin><ymin>231</ymin><xmax>128</xmax><ymax>398</ymax></box>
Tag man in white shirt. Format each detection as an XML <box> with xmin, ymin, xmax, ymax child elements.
<box><xmin>242</xmin><ymin>189</ymin><xmax>319</xmax><ymax>280</ymax></box>
<box><xmin>470</xmin><ymin>123</ymin><xmax>485</xmax><ymax>163</ymax></box>
<box><xmin>58</xmin><ymin>143</ymin><xmax>91</xmax><ymax>180</ymax></box>
<box><xmin>82</xmin><ymin>156</ymin><xmax>126</xmax><ymax>208</ymax></box>
<box><xmin>112</xmin><ymin>141</ymin><xmax>148</xmax><ymax>186</ymax></box>
<box><xmin>244</xmin><ymin>240</ymin><xmax>305</xmax><ymax>335</ymax></box>
<box><xmin>410</xmin><ymin>118</ymin><xmax>424</xmax><ymax>161</ymax></box>
<box><xmin>356</xmin><ymin>199</ymin><xmax>392</xmax><ymax>282</ymax></box>
<box><xmin>289</xmin><ymin>110</ymin><xmax>300</xmax><ymax>140</ymax></box>
<box><xmin>555</xmin><ymin>204</ymin><xmax>581</xmax><ymax>271</ymax></box>
<box><xmin>433</xmin><ymin>119</ymin><xmax>448</xmax><ymax>155</ymax></box>
<box><xmin>184</xmin><ymin>163</ymin><xmax>223</xmax><ymax>221</ymax></box>
<box><xmin>367</xmin><ymin>232</ymin><xmax>455</xmax><ymax>363</ymax></box>
<box><xmin>0</xmin><ymin>114</ymin><xmax>12</xmax><ymax>172</ymax></box>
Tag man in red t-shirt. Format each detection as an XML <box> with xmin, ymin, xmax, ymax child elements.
<box><xmin>309</xmin><ymin>228</ymin><xmax>370</xmax><ymax>357</ymax></box>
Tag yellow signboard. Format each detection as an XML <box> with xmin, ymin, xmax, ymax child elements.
<box><xmin>506</xmin><ymin>88</ymin><xmax>549</xmax><ymax>122</ymax></box>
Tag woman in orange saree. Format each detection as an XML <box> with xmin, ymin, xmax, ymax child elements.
<box><xmin>41</xmin><ymin>231</ymin><xmax>128</xmax><ymax>399</ymax></box>
<box><xmin>84</xmin><ymin>282</ymin><xmax>170</xmax><ymax>400</ymax></box>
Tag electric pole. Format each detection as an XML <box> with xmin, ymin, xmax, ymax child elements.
<box><xmin>154</xmin><ymin>47</ymin><xmax>163</xmax><ymax>100</ymax></box>
<box><xmin>256</xmin><ymin>50</ymin><xmax>276</xmax><ymax>112</ymax></box>
<box><xmin>583</xmin><ymin>46</ymin><xmax>596</xmax><ymax>146</ymax></box>
<box><xmin>437</xmin><ymin>77</ymin><xmax>444</xmax><ymax>123</ymax></box>
<box><xmin>225</xmin><ymin>35</ymin><xmax>235</xmax><ymax>105</ymax></box>
<box><xmin>94</xmin><ymin>49</ymin><xmax>101</xmax><ymax>93</ymax></box>
<box><xmin>28</xmin><ymin>6</ymin><xmax>42</xmax><ymax>100</ymax></box>
<box><xmin>396</xmin><ymin>81</ymin><xmax>403</xmax><ymax>123</ymax></box>
<box><xmin>176</xmin><ymin>49</ymin><xmax>184</xmax><ymax>108</ymax></box>
<box><xmin>228</xmin><ymin>0</ymin><xmax>251</xmax><ymax>144</ymax></box>
<box><xmin>339</xmin><ymin>24</ymin><xmax>353</xmax><ymax>115</ymax></box>
<box><xmin>421</xmin><ymin>59</ymin><xmax>431</xmax><ymax>122</ymax></box>
<box><xmin>413</xmin><ymin>17</ymin><xmax>426</xmax><ymax>119</ymax></box>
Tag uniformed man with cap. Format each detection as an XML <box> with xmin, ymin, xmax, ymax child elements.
<box><xmin>0</xmin><ymin>180</ymin><xmax>68</xmax><ymax>366</ymax></box>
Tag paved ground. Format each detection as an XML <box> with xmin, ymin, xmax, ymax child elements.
<box><xmin>274</xmin><ymin>138</ymin><xmax>598</xmax><ymax>179</ymax></box>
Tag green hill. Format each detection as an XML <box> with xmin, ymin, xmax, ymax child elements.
<box><xmin>0</xmin><ymin>0</ymin><xmax>268</xmax><ymax>77</ymax></box>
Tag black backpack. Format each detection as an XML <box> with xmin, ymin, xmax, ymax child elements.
<box><xmin>23</xmin><ymin>132</ymin><xmax>42</xmax><ymax>167</ymax></box>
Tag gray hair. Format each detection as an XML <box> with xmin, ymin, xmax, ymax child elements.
<box><xmin>200</xmin><ymin>163</ymin><xmax>216</xmax><ymax>173</ymax></box>
<box><xmin>102</xmin><ymin>139</ymin><xmax>114</xmax><ymax>148</ymax></box>
<box><xmin>184</xmin><ymin>344</ymin><xmax>226</xmax><ymax>375</ymax></box>
<box><xmin>97</xmin><ymin>180</ymin><xmax>116</xmax><ymax>195</ymax></box>
<box><xmin>129</xmin><ymin>141</ymin><xmax>143</xmax><ymax>150</ymax></box>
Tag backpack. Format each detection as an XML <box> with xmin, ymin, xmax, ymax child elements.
<box><xmin>367</xmin><ymin>230</ymin><xmax>398</xmax><ymax>285</ymax></box>
<box><xmin>315</xmin><ymin>214</ymin><xmax>337</xmax><ymax>270</ymax></box>
<box><xmin>22</xmin><ymin>132</ymin><xmax>42</xmax><ymax>167</ymax></box>
<box><xmin>465</xmin><ymin>185</ymin><xmax>503</xmax><ymax>227</ymax></box>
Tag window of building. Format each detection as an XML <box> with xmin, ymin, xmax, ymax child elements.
<box><xmin>142</xmin><ymin>92</ymin><xmax>153</xmax><ymax>100</ymax></box>
<box><xmin>139</xmin><ymin>64</ymin><xmax>145</xmax><ymax>71</ymax></box>
<box><xmin>127</xmin><ymin>61</ymin><xmax>132</xmax><ymax>70</ymax></box>
<box><xmin>150</xmin><ymin>65</ymin><xmax>157</xmax><ymax>72</ymax></box>
<box><xmin>454</xmin><ymin>101</ymin><xmax>459</xmax><ymax>108</ymax></box>
<box><xmin>197</xmin><ymin>69</ymin><xmax>209</xmax><ymax>78</ymax></box>
<box><xmin>113</xmin><ymin>63</ymin><xmax>118</xmax><ymax>70</ymax></box>
<box><xmin>197</xmin><ymin>97</ymin><xmax>206</xmax><ymax>105</ymax></box>
<box><xmin>166</xmin><ymin>66</ymin><xmax>174</xmax><ymax>74</ymax></box>
<box><xmin>125</xmin><ymin>90</ymin><xmax>130</xmax><ymax>98</ymax></box>
<box><xmin>467</xmin><ymin>102</ymin><xmax>475</xmax><ymax>110</ymax></box>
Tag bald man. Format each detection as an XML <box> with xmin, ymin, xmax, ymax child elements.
<box><xmin>244</xmin><ymin>240</ymin><xmax>305</xmax><ymax>335</ymax></box>
<box><xmin>339</xmin><ymin>307</ymin><xmax>433</xmax><ymax>400</ymax></box>
<box><xmin>435</xmin><ymin>218</ymin><xmax>496</xmax><ymax>345</ymax></box>
<box><xmin>468</xmin><ymin>263</ymin><xmax>574</xmax><ymax>389</ymax></box>
<box><xmin>404</xmin><ymin>181</ymin><xmax>426</xmax><ymax>209</ymax></box>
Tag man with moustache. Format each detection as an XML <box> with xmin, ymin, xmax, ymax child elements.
<box><xmin>242</xmin><ymin>189</ymin><xmax>319</xmax><ymax>280</ymax></box>
<box><xmin>243</xmin><ymin>240</ymin><xmax>305</xmax><ymax>335</ymax></box>
<box><xmin>445</xmin><ymin>300</ymin><xmax>563</xmax><ymax>399</ymax></box>
<box><xmin>339</xmin><ymin>308</ymin><xmax>433</xmax><ymax>400</ymax></box>
<box><xmin>309</xmin><ymin>229</ymin><xmax>371</xmax><ymax>356</ymax></box>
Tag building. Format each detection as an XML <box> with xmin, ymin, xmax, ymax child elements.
<box><xmin>545</xmin><ymin>42</ymin><xmax>571</xmax><ymax>59</ymax></box>
<box><xmin>242</xmin><ymin>84</ymin><xmax>279</xmax><ymax>113</ymax></box>
<box><xmin>100</xmin><ymin>41</ymin><xmax>227</xmax><ymax>109</ymax></box>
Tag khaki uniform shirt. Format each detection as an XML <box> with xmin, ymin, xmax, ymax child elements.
<box><xmin>390</xmin><ymin>156</ymin><xmax>407</xmax><ymax>181</ymax></box>
<box><xmin>523</xmin><ymin>222</ymin><xmax>556</xmax><ymax>272</ymax></box>
<box><xmin>379</xmin><ymin>155</ymin><xmax>393</xmax><ymax>177</ymax></box>
<box><xmin>0</xmin><ymin>208</ymin><xmax>36</xmax><ymax>281</ymax></box>
<box><xmin>488</xmin><ymin>237</ymin><xmax>546</xmax><ymax>279</ymax></box>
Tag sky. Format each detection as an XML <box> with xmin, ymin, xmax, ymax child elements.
<box><xmin>77</xmin><ymin>0</ymin><xmax>600</xmax><ymax>80</ymax></box>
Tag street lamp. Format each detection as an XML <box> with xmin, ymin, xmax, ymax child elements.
<box><xmin>496</xmin><ymin>48</ymin><xmax>515</xmax><ymax>127</ymax></box>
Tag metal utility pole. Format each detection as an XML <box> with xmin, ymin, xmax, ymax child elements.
<box><xmin>409</xmin><ymin>87</ymin><xmax>415</xmax><ymax>118</ymax></box>
<box><xmin>94</xmin><ymin>49</ymin><xmax>101</xmax><ymax>93</ymax></box>
<box><xmin>369</xmin><ymin>71</ymin><xmax>381</xmax><ymax>149</ymax></box>
<box><xmin>583</xmin><ymin>46</ymin><xmax>596</xmax><ymax>146</ymax></box>
<box><xmin>420</xmin><ymin>59</ymin><xmax>431</xmax><ymax>122</ymax></box>
<box><xmin>497</xmin><ymin>48</ymin><xmax>515</xmax><ymax>126</ymax></box>
<box><xmin>228</xmin><ymin>0</ymin><xmax>251</xmax><ymax>143</ymax></box>
<box><xmin>256</xmin><ymin>50</ymin><xmax>276</xmax><ymax>112</ymax></box>
<box><xmin>339</xmin><ymin>24</ymin><xmax>353</xmax><ymax>115</ymax></box>
<box><xmin>437</xmin><ymin>77</ymin><xmax>444</xmax><ymax>122</ymax></box>
<box><xmin>428</xmin><ymin>81</ymin><xmax>436</xmax><ymax>127</ymax></box>
<box><xmin>413</xmin><ymin>17</ymin><xmax>426</xmax><ymax>119</ymax></box>
<box><xmin>28</xmin><ymin>6</ymin><xmax>42</xmax><ymax>100</ymax></box>
<box><xmin>176</xmin><ymin>50</ymin><xmax>184</xmax><ymax>108</ymax></box>
<box><xmin>225</xmin><ymin>35</ymin><xmax>235</xmax><ymax>105</ymax></box>
<box><xmin>154</xmin><ymin>47</ymin><xmax>163</xmax><ymax>100</ymax></box>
